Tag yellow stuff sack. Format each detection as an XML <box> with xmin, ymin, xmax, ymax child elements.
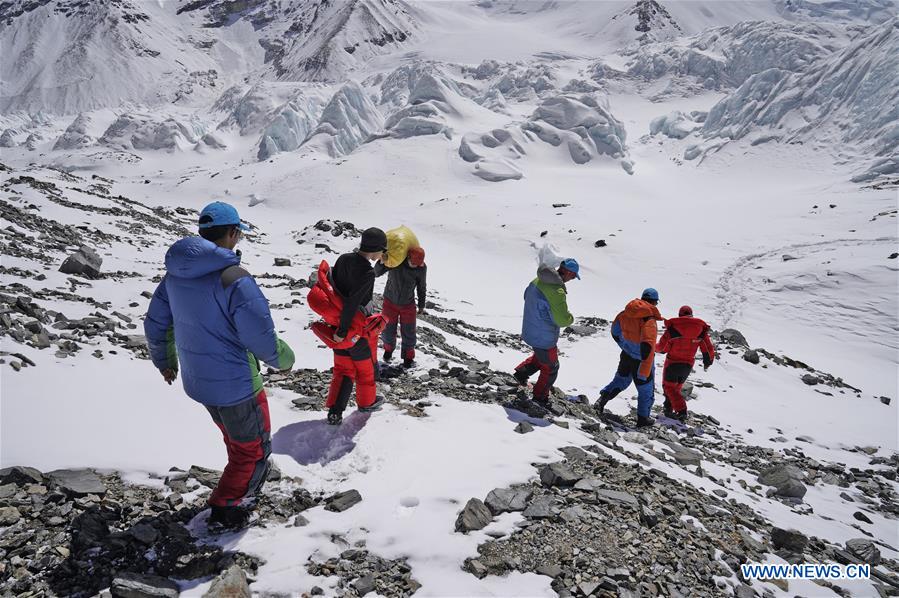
<box><xmin>384</xmin><ymin>225</ymin><xmax>420</xmax><ymax>268</ymax></box>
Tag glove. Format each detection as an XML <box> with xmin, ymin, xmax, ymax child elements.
<box><xmin>702</xmin><ymin>354</ymin><xmax>713</xmax><ymax>369</ymax></box>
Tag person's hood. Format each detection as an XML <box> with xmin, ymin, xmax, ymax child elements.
<box><xmin>623</xmin><ymin>298</ymin><xmax>662</xmax><ymax>320</ymax></box>
<box><xmin>165</xmin><ymin>237</ymin><xmax>239</xmax><ymax>279</ymax></box>
<box><xmin>537</xmin><ymin>266</ymin><xmax>564</xmax><ymax>286</ymax></box>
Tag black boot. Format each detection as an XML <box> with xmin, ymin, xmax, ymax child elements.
<box><xmin>671</xmin><ymin>409</ymin><xmax>688</xmax><ymax>422</ymax></box>
<box><xmin>358</xmin><ymin>396</ymin><xmax>385</xmax><ymax>413</ymax></box>
<box><xmin>594</xmin><ymin>391</ymin><xmax>612</xmax><ymax>415</ymax></box>
<box><xmin>636</xmin><ymin>415</ymin><xmax>655</xmax><ymax>428</ymax></box>
<box><xmin>663</xmin><ymin>398</ymin><xmax>675</xmax><ymax>419</ymax></box>
<box><xmin>402</xmin><ymin>358</ymin><xmax>414</xmax><ymax>369</ymax></box>
<box><xmin>513</xmin><ymin>369</ymin><xmax>529</xmax><ymax>386</ymax></box>
<box><xmin>327</xmin><ymin>408</ymin><xmax>343</xmax><ymax>425</ymax></box>
<box><xmin>208</xmin><ymin>505</ymin><xmax>250</xmax><ymax>532</ymax></box>
<box><xmin>382</xmin><ymin>350</ymin><xmax>393</xmax><ymax>363</ymax></box>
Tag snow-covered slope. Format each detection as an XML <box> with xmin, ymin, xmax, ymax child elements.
<box><xmin>1</xmin><ymin>3</ymin><xmax>897</xmax><ymax>597</ymax></box>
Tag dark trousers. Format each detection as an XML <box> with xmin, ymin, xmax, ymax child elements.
<box><xmin>327</xmin><ymin>336</ymin><xmax>377</xmax><ymax>412</ymax></box>
<box><xmin>515</xmin><ymin>346</ymin><xmax>560</xmax><ymax>401</ymax></box>
<box><xmin>662</xmin><ymin>361</ymin><xmax>693</xmax><ymax>412</ymax></box>
<box><xmin>381</xmin><ymin>299</ymin><xmax>417</xmax><ymax>360</ymax></box>
<box><xmin>205</xmin><ymin>389</ymin><xmax>271</xmax><ymax>507</ymax></box>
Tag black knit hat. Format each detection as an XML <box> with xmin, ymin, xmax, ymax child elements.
<box><xmin>360</xmin><ymin>227</ymin><xmax>387</xmax><ymax>252</ymax></box>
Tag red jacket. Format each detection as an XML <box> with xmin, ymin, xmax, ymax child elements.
<box><xmin>307</xmin><ymin>260</ymin><xmax>385</xmax><ymax>349</ymax></box>
<box><xmin>656</xmin><ymin>316</ymin><xmax>715</xmax><ymax>366</ymax></box>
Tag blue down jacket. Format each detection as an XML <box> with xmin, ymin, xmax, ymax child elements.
<box><xmin>144</xmin><ymin>237</ymin><xmax>293</xmax><ymax>407</ymax></box>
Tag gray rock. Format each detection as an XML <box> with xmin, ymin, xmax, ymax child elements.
<box><xmin>853</xmin><ymin>511</ymin><xmax>873</xmax><ymax>524</ymax></box>
<box><xmin>846</xmin><ymin>538</ymin><xmax>881</xmax><ymax>565</ymax></box>
<box><xmin>59</xmin><ymin>245</ymin><xmax>102</xmax><ymax>278</ymax></box>
<box><xmin>455</xmin><ymin>498</ymin><xmax>492</xmax><ymax>532</ymax></box>
<box><xmin>539</xmin><ymin>463</ymin><xmax>581</xmax><ymax>487</ymax></box>
<box><xmin>801</xmin><ymin>373</ymin><xmax>819</xmax><ymax>385</ymax></box>
<box><xmin>353</xmin><ymin>574</ymin><xmax>376</xmax><ymax>596</ymax></box>
<box><xmin>566</xmin><ymin>324</ymin><xmax>598</xmax><ymax>336</ymax></box>
<box><xmin>770</xmin><ymin>527</ymin><xmax>808</xmax><ymax>553</ymax></box>
<box><xmin>484</xmin><ymin>487</ymin><xmax>532</xmax><ymax>514</ymax></box>
<box><xmin>203</xmin><ymin>565</ymin><xmax>249</xmax><ymax>598</ymax></box>
<box><xmin>536</xmin><ymin>563</ymin><xmax>562</xmax><ymax>578</ymax></box>
<box><xmin>0</xmin><ymin>466</ymin><xmax>43</xmax><ymax>486</ymax></box>
<box><xmin>325</xmin><ymin>489</ymin><xmax>362</xmax><ymax>512</ymax></box>
<box><xmin>574</xmin><ymin>477</ymin><xmax>604</xmax><ymax>491</ymax></box>
<box><xmin>0</xmin><ymin>506</ymin><xmax>21</xmax><ymax>526</ymax></box>
<box><xmin>47</xmin><ymin>468</ymin><xmax>107</xmax><ymax>497</ymax></box>
<box><xmin>273</xmin><ymin>258</ymin><xmax>292</xmax><ymax>267</ymax></box>
<box><xmin>522</xmin><ymin>496</ymin><xmax>558</xmax><ymax>519</ymax></box>
<box><xmin>743</xmin><ymin>350</ymin><xmax>760</xmax><ymax>364</ymax></box>
<box><xmin>719</xmin><ymin>328</ymin><xmax>748</xmax><ymax>347</ymax></box>
<box><xmin>187</xmin><ymin>465</ymin><xmax>222</xmax><ymax>488</ymax></box>
<box><xmin>735</xmin><ymin>584</ymin><xmax>757</xmax><ymax>598</ymax></box>
<box><xmin>595</xmin><ymin>489</ymin><xmax>639</xmax><ymax>508</ymax></box>
<box><xmin>640</xmin><ymin>504</ymin><xmax>659</xmax><ymax>528</ymax></box>
<box><xmin>293</xmin><ymin>514</ymin><xmax>310</xmax><ymax>527</ymax></box>
<box><xmin>579</xmin><ymin>581</ymin><xmax>600</xmax><ymax>596</ymax></box>
<box><xmin>661</xmin><ymin>441</ymin><xmax>702</xmax><ymax>467</ymax></box>
<box><xmin>466</xmin><ymin>559</ymin><xmax>489</xmax><ymax>578</ymax></box>
<box><xmin>110</xmin><ymin>572</ymin><xmax>179</xmax><ymax>598</ymax></box>
<box><xmin>758</xmin><ymin>464</ymin><xmax>807</xmax><ymax>498</ymax></box>
<box><xmin>514</xmin><ymin>421</ymin><xmax>534</xmax><ymax>434</ymax></box>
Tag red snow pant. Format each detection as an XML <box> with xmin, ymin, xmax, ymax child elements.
<box><xmin>205</xmin><ymin>389</ymin><xmax>271</xmax><ymax>507</ymax></box>
<box><xmin>326</xmin><ymin>335</ymin><xmax>378</xmax><ymax>412</ymax></box>
<box><xmin>381</xmin><ymin>299</ymin><xmax>417</xmax><ymax>360</ymax></box>
<box><xmin>515</xmin><ymin>346</ymin><xmax>559</xmax><ymax>401</ymax></box>
<box><xmin>662</xmin><ymin>360</ymin><xmax>694</xmax><ymax>413</ymax></box>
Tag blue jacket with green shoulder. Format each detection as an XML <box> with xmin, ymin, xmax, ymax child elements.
<box><xmin>521</xmin><ymin>267</ymin><xmax>574</xmax><ymax>349</ymax></box>
<box><xmin>143</xmin><ymin>237</ymin><xmax>294</xmax><ymax>407</ymax></box>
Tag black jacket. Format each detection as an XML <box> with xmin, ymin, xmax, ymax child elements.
<box><xmin>375</xmin><ymin>260</ymin><xmax>427</xmax><ymax>309</ymax></box>
<box><xmin>332</xmin><ymin>251</ymin><xmax>375</xmax><ymax>337</ymax></box>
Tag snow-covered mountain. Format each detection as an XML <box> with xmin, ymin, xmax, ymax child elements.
<box><xmin>1</xmin><ymin>1</ymin><xmax>897</xmax><ymax>597</ymax></box>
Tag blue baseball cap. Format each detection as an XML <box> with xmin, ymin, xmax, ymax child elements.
<box><xmin>198</xmin><ymin>201</ymin><xmax>249</xmax><ymax>231</ymax></box>
<box><xmin>642</xmin><ymin>287</ymin><xmax>659</xmax><ymax>302</ymax></box>
<box><xmin>560</xmin><ymin>258</ymin><xmax>580</xmax><ymax>279</ymax></box>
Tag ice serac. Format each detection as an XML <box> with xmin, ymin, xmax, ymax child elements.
<box><xmin>383</xmin><ymin>70</ymin><xmax>466</xmax><ymax>139</ymax></box>
<box><xmin>301</xmin><ymin>81</ymin><xmax>382</xmax><ymax>157</ymax></box>
<box><xmin>701</xmin><ymin>18</ymin><xmax>899</xmax><ymax>180</ymax></box>
<box><xmin>526</xmin><ymin>93</ymin><xmax>628</xmax><ymax>161</ymax></box>
<box><xmin>54</xmin><ymin>114</ymin><xmax>95</xmax><ymax>150</ymax></box>
<box><xmin>257</xmin><ymin>96</ymin><xmax>324</xmax><ymax>160</ymax></box>
<box><xmin>627</xmin><ymin>21</ymin><xmax>837</xmax><ymax>91</ymax></box>
<box><xmin>99</xmin><ymin>114</ymin><xmax>203</xmax><ymax>152</ymax></box>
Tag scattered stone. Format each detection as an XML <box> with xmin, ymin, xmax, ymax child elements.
<box><xmin>540</xmin><ymin>463</ymin><xmax>581</xmax><ymax>487</ymax></box>
<box><xmin>801</xmin><ymin>374</ymin><xmax>820</xmax><ymax>386</ymax></box>
<box><xmin>757</xmin><ymin>464</ymin><xmax>807</xmax><ymax>499</ymax></box>
<box><xmin>325</xmin><ymin>489</ymin><xmax>362</xmax><ymax>512</ymax></box>
<box><xmin>456</xmin><ymin>498</ymin><xmax>493</xmax><ymax>533</ymax></box>
<box><xmin>522</xmin><ymin>496</ymin><xmax>558</xmax><ymax>519</ymax></box>
<box><xmin>853</xmin><ymin>511</ymin><xmax>873</xmax><ymax>524</ymax></box>
<box><xmin>273</xmin><ymin>258</ymin><xmax>291</xmax><ymax>267</ymax></box>
<box><xmin>353</xmin><ymin>574</ymin><xmax>376</xmax><ymax>596</ymax></box>
<box><xmin>846</xmin><ymin>538</ymin><xmax>881</xmax><ymax>565</ymax></box>
<box><xmin>485</xmin><ymin>487</ymin><xmax>532</xmax><ymax>515</ymax></box>
<box><xmin>514</xmin><ymin>421</ymin><xmax>534</xmax><ymax>434</ymax></box>
<box><xmin>594</xmin><ymin>239</ymin><xmax>607</xmax><ymax>247</ymax></box>
<box><xmin>719</xmin><ymin>328</ymin><xmax>749</xmax><ymax>347</ymax></box>
<box><xmin>110</xmin><ymin>573</ymin><xmax>179</xmax><ymax>598</ymax></box>
<box><xmin>0</xmin><ymin>506</ymin><xmax>21</xmax><ymax>526</ymax></box>
<box><xmin>187</xmin><ymin>465</ymin><xmax>222</xmax><ymax>488</ymax></box>
<box><xmin>771</xmin><ymin>527</ymin><xmax>808</xmax><ymax>553</ymax></box>
<box><xmin>743</xmin><ymin>349</ymin><xmax>760</xmax><ymax>364</ymax></box>
<box><xmin>782</xmin><ymin>254</ymin><xmax>797</xmax><ymax>261</ymax></box>
<box><xmin>47</xmin><ymin>468</ymin><xmax>107</xmax><ymax>497</ymax></box>
<box><xmin>639</xmin><ymin>504</ymin><xmax>659</xmax><ymax>528</ymax></box>
<box><xmin>0</xmin><ymin>465</ymin><xmax>43</xmax><ymax>485</ymax></box>
<box><xmin>536</xmin><ymin>563</ymin><xmax>562</xmax><ymax>578</ymax></box>
<box><xmin>595</xmin><ymin>489</ymin><xmax>639</xmax><ymax>508</ymax></box>
<box><xmin>59</xmin><ymin>245</ymin><xmax>102</xmax><ymax>278</ymax></box>
<box><xmin>661</xmin><ymin>441</ymin><xmax>702</xmax><ymax>467</ymax></box>
<box><xmin>203</xmin><ymin>565</ymin><xmax>250</xmax><ymax>598</ymax></box>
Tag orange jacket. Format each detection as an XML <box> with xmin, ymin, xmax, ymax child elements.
<box><xmin>611</xmin><ymin>298</ymin><xmax>663</xmax><ymax>379</ymax></box>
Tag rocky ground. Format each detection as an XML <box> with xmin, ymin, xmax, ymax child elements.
<box><xmin>1</xmin><ymin>162</ymin><xmax>897</xmax><ymax>597</ymax></box>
